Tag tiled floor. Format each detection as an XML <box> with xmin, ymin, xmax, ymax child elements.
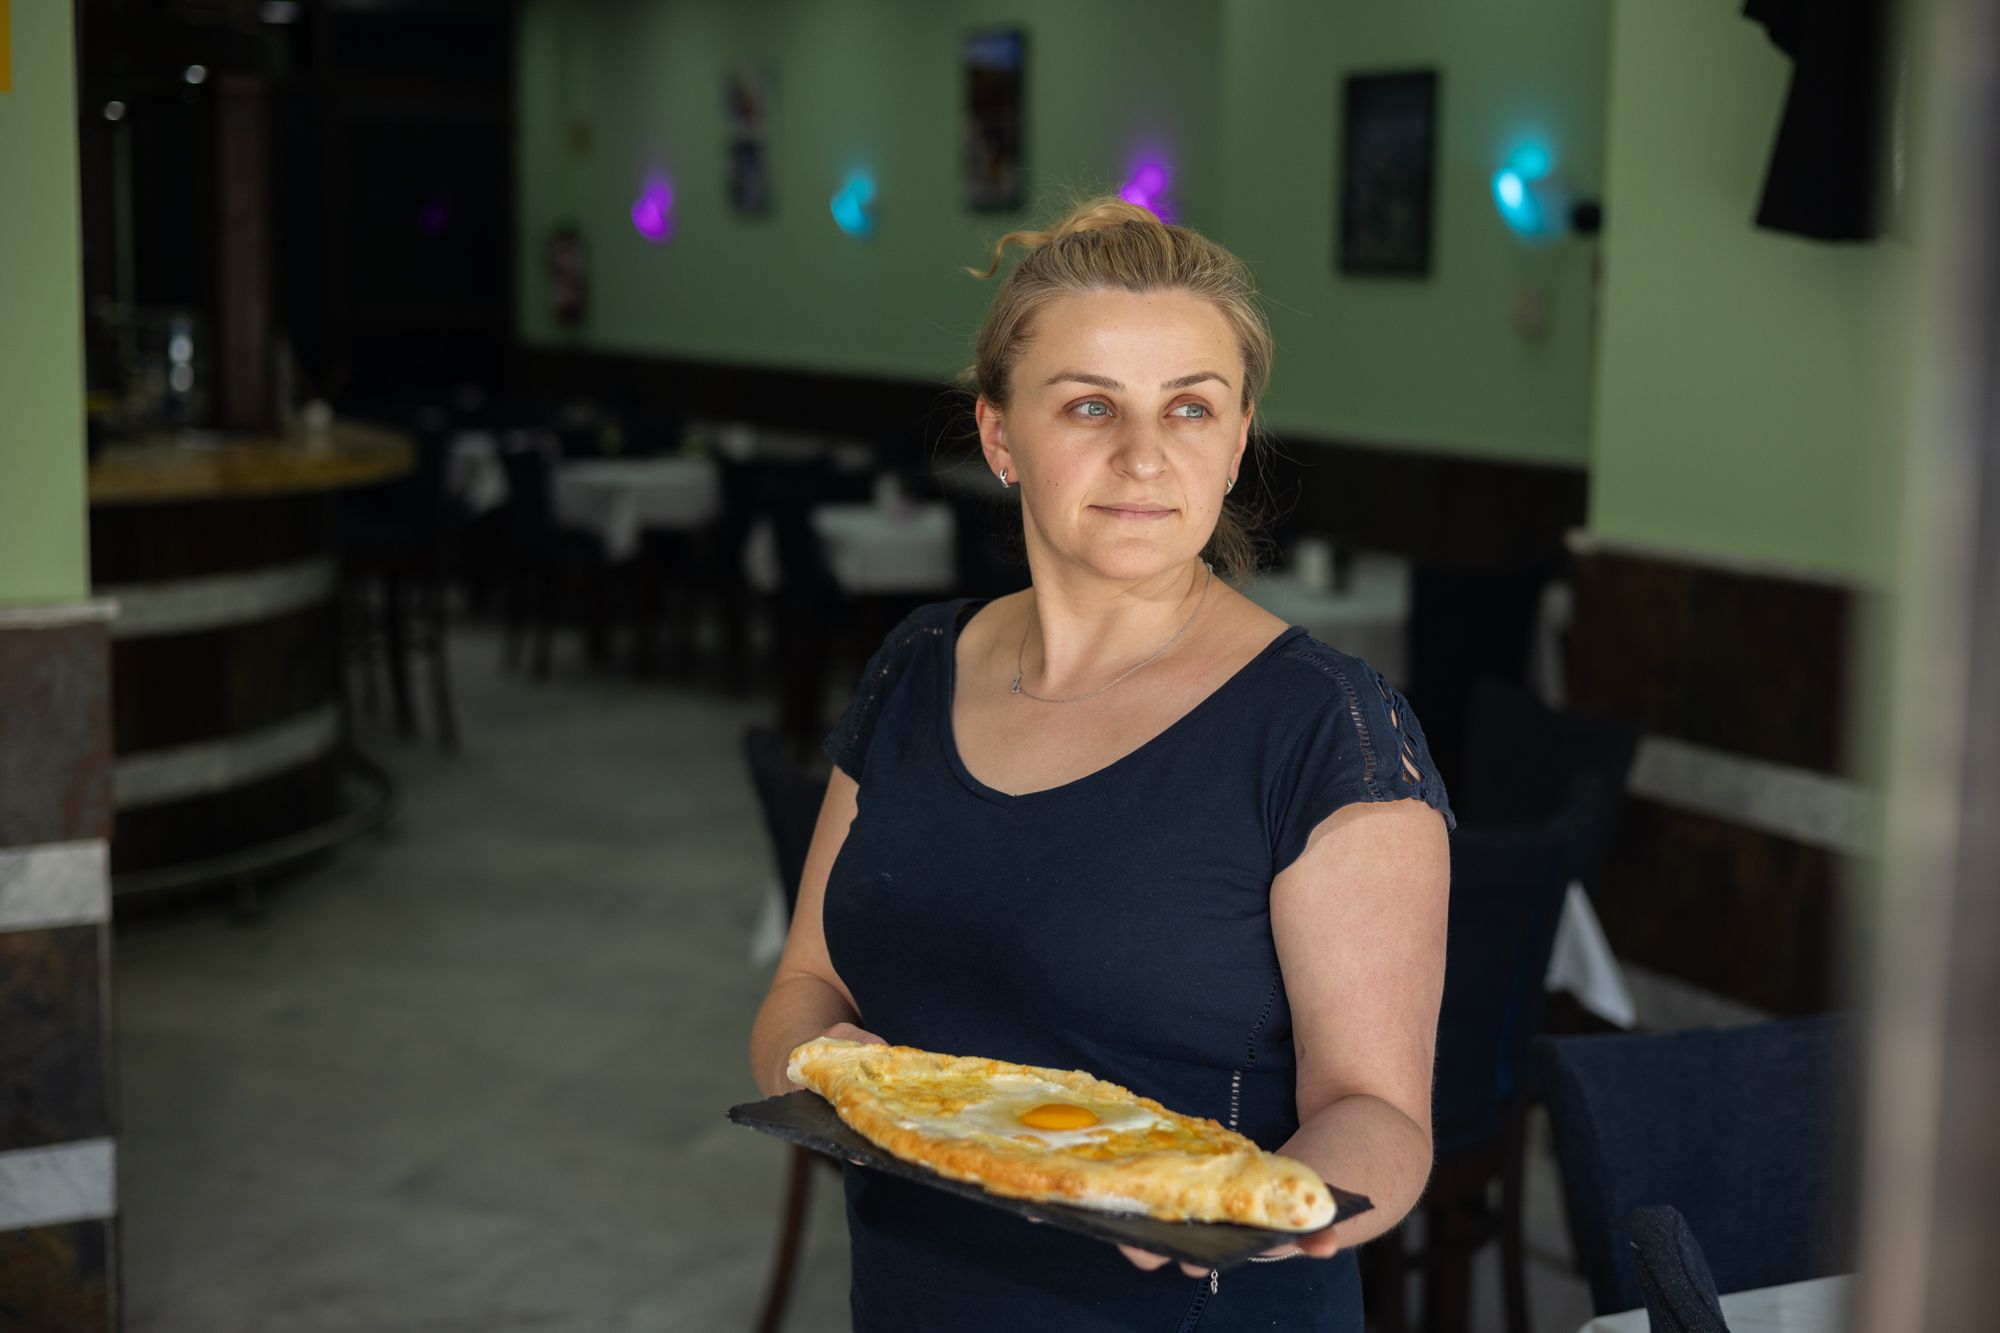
<box><xmin>114</xmin><ymin>625</ymin><xmax>1594</xmax><ymax>1332</ymax></box>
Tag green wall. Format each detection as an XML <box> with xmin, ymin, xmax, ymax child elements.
<box><xmin>1219</xmin><ymin>0</ymin><xmax>1609</xmax><ymax>466</ymax></box>
<box><xmin>0</xmin><ymin>0</ymin><xmax>89</xmax><ymax>604</ymax></box>
<box><xmin>516</xmin><ymin>0</ymin><xmax>1223</xmax><ymax>381</ymax></box>
<box><xmin>517</xmin><ymin>0</ymin><xmax>1910</xmax><ymax>573</ymax></box>
<box><xmin>515</xmin><ymin>0</ymin><xmax>1610</xmax><ymax>467</ymax></box>
<box><xmin>1587</xmin><ymin>0</ymin><xmax>1911</xmax><ymax>583</ymax></box>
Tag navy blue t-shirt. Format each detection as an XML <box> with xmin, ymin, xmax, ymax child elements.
<box><xmin>821</xmin><ymin>599</ymin><xmax>1453</xmax><ymax>1332</ymax></box>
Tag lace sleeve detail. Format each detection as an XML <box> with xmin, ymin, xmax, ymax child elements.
<box><xmin>1271</xmin><ymin>646</ymin><xmax>1455</xmax><ymax>873</ymax></box>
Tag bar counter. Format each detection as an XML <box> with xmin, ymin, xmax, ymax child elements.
<box><xmin>88</xmin><ymin>421</ymin><xmax>413</xmax><ymax>895</ymax></box>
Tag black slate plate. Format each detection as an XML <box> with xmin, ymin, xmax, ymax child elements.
<box><xmin>728</xmin><ymin>1091</ymin><xmax>1372</xmax><ymax>1271</ymax></box>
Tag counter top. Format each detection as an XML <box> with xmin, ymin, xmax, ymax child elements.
<box><xmin>88</xmin><ymin>421</ymin><xmax>414</xmax><ymax>506</ymax></box>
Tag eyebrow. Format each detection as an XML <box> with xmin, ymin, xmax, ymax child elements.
<box><xmin>1044</xmin><ymin>370</ymin><xmax>1234</xmax><ymax>392</ymax></box>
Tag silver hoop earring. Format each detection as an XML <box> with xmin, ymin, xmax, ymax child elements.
<box><xmin>1225</xmin><ymin>476</ymin><xmax>1236</xmax><ymax>496</ymax></box>
<box><xmin>999</xmin><ymin>468</ymin><xmax>1011</xmax><ymax>487</ymax></box>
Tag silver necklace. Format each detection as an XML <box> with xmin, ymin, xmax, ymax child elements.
<box><xmin>1010</xmin><ymin>562</ymin><xmax>1214</xmax><ymax>704</ymax></box>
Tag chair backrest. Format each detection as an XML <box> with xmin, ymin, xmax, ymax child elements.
<box><xmin>742</xmin><ymin>726</ymin><xmax>826</xmax><ymax>919</ymax></box>
<box><xmin>1537</xmin><ymin>1016</ymin><xmax>1854</xmax><ymax>1315</ymax></box>
<box><xmin>1629</xmin><ymin>1205</ymin><xmax>1730</xmax><ymax>1333</ymax></box>
<box><xmin>337</xmin><ymin>404</ymin><xmax>458</xmax><ymax>557</ymax></box>
<box><xmin>1431</xmin><ymin>804</ymin><xmax>1579</xmax><ymax>1149</ymax></box>
<box><xmin>1457</xmin><ymin>677</ymin><xmax>1640</xmax><ymax>889</ymax></box>
<box><xmin>495</xmin><ymin>432</ymin><xmax>558</xmax><ymax>545</ymax></box>
<box><xmin>717</xmin><ymin>456</ymin><xmax>843</xmax><ymax>602</ymax></box>
<box><xmin>1404</xmin><ymin>562</ymin><xmax>1556</xmax><ymax>780</ymax></box>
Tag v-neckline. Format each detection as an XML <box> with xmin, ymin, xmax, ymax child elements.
<box><xmin>941</xmin><ymin>598</ymin><xmax>1306</xmax><ymax>806</ymax></box>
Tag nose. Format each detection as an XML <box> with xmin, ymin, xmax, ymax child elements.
<box><xmin>1111</xmin><ymin>420</ymin><xmax>1168</xmax><ymax>480</ymax></box>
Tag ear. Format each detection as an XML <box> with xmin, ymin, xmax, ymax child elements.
<box><xmin>1230</xmin><ymin>409</ymin><xmax>1252</xmax><ymax>480</ymax></box>
<box><xmin>975</xmin><ymin>397</ymin><xmax>1012</xmax><ymax>482</ymax></box>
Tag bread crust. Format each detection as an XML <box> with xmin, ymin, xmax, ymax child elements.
<box><xmin>787</xmin><ymin>1037</ymin><xmax>1337</xmax><ymax>1231</ymax></box>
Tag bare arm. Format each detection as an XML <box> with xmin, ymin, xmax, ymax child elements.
<box><xmin>1270</xmin><ymin>797</ymin><xmax>1450</xmax><ymax>1253</ymax></box>
<box><xmin>748</xmin><ymin>767</ymin><xmax>885</xmax><ymax>1097</ymax></box>
<box><xmin>1121</xmin><ymin>797</ymin><xmax>1449</xmax><ymax>1275</ymax></box>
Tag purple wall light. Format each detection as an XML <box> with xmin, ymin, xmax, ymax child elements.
<box><xmin>1119</xmin><ymin>155</ymin><xmax>1175</xmax><ymax>222</ymax></box>
<box><xmin>631</xmin><ymin>178</ymin><xmax>676</xmax><ymax>244</ymax></box>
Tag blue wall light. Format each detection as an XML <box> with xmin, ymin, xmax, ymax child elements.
<box><xmin>1491</xmin><ymin>141</ymin><xmax>1570</xmax><ymax>242</ymax></box>
<box><xmin>831</xmin><ymin>171</ymin><xmax>877</xmax><ymax>238</ymax></box>
<box><xmin>1491</xmin><ymin>166</ymin><xmax>1542</xmax><ymax>235</ymax></box>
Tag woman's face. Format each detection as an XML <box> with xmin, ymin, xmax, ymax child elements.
<box><xmin>978</xmin><ymin>289</ymin><xmax>1251</xmax><ymax>586</ymax></box>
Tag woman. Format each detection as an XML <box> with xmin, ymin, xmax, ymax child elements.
<box><xmin>749</xmin><ymin>199</ymin><xmax>1452</xmax><ymax>1331</ymax></box>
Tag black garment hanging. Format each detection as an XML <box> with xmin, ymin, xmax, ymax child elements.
<box><xmin>1743</xmin><ymin>0</ymin><xmax>1891</xmax><ymax>242</ymax></box>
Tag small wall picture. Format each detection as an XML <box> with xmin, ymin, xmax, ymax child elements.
<box><xmin>724</xmin><ymin>67</ymin><xmax>773</xmax><ymax>216</ymax></box>
<box><xmin>1337</xmin><ymin>70</ymin><xmax>1439</xmax><ymax>276</ymax></box>
<box><xmin>963</xmin><ymin>28</ymin><xmax>1026</xmax><ymax>211</ymax></box>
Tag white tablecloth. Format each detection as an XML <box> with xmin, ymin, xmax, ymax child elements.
<box><xmin>1244</xmin><ymin>557</ymin><xmax>1409</xmax><ymax>686</ymax></box>
<box><xmin>816</xmin><ymin>502</ymin><xmax>956</xmax><ymax>594</ymax></box>
<box><xmin>553</xmin><ymin>457</ymin><xmax>723</xmax><ymax>561</ymax></box>
<box><xmin>1581</xmin><ymin>1273</ymin><xmax>1851</xmax><ymax>1333</ymax></box>
<box><xmin>744</xmin><ymin>501</ymin><xmax>956</xmax><ymax>596</ymax></box>
<box><xmin>1549</xmin><ymin>883</ymin><xmax>1637</xmax><ymax>1028</ymax></box>
<box><xmin>444</xmin><ymin>431</ymin><xmax>511</xmax><ymax>516</ymax></box>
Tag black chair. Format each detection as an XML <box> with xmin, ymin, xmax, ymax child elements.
<box><xmin>1404</xmin><ymin>562</ymin><xmax>1558</xmax><ymax>784</ymax></box>
<box><xmin>1366</xmin><ymin>803</ymin><xmax>1577</xmax><ymax>1333</ymax></box>
<box><xmin>492</xmin><ymin>431</ymin><xmax>609</xmax><ymax>679</ymax></box>
<box><xmin>742</xmin><ymin>726</ymin><xmax>834</xmax><ymax>1333</ymax></box>
<box><xmin>1629</xmin><ymin>1205</ymin><xmax>1730</xmax><ymax>1333</ymax></box>
<box><xmin>339</xmin><ymin>406</ymin><xmax>461</xmax><ymax>750</ymax></box>
<box><xmin>1365</xmin><ymin>682</ymin><xmax>1638</xmax><ymax>1333</ymax></box>
<box><xmin>721</xmin><ymin>455</ymin><xmax>852</xmax><ymax>759</ymax></box>
<box><xmin>1452</xmin><ymin>679</ymin><xmax>1641</xmax><ymax>887</ymax></box>
<box><xmin>744</xmin><ymin>725</ymin><xmax>826</xmax><ymax>919</ymax></box>
<box><xmin>1537</xmin><ymin>1015</ymin><xmax>1854</xmax><ymax>1316</ymax></box>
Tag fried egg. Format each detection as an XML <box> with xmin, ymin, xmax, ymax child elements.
<box><xmin>897</xmin><ymin>1074</ymin><xmax>1175</xmax><ymax>1149</ymax></box>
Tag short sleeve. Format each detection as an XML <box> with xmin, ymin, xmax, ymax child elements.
<box><xmin>822</xmin><ymin>603</ymin><xmax>957</xmax><ymax>782</ymax></box>
<box><xmin>1271</xmin><ymin>658</ymin><xmax>1455</xmax><ymax>873</ymax></box>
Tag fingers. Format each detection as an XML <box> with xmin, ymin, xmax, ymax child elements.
<box><xmin>823</xmin><ymin>1022</ymin><xmax>889</xmax><ymax>1045</ymax></box>
<box><xmin>1118</xmin><ymin>1245</ymin><xmax>1172</xmax><ymax>1271</ymax></box>
<box><xmin>1116</xmin><ymin>1246</ymin><xmax>1209</xmax><ymax>1280</ymax></box>
<box><xmin>1296</xmin><ymin>1229</ymin><xmax>1342</xmax><ymax>1259</ymax></box>
<box><xmin>1259</xmin><ymin>1229</ymin><xmax>1340</xmax><ymax>1261</ymax></box>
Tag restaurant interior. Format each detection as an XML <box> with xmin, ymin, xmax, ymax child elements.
<box><xmin>3</xmin><ymin>1</ymin><xmax>1996</xmax><ymax>1331</ymax></box>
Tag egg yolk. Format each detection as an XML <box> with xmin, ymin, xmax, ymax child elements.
<box><xmin>1018</xmin><ymin>1103</ymin><xmax>1100</xmax><ymax>1131</ymax></box>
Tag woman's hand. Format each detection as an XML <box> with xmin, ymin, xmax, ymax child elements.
<box><xmin>818</xmin><ymin>1022</ymin><xmax>888</xmax><ymax>1046</ymax></box>
<box><xmin>808</xmin><ymin>1024</ymin><xmax>889</xmax><ymax>1167</ymax></box>
<box><xmin>1115</xmin><ymin>1226</ymin><xmax>1341</xmax><ymax>1278</ymax></box>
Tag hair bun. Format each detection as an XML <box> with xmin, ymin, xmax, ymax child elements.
<box><xmin>967</xmin><ymin>197</ymin><xmax>1166</xmax><ymax>279</ymax></box>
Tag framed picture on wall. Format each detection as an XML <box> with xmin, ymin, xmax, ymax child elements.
<box><xmin>964</xmin><ymin>28</ymin><xmax>1026</xmax><ymax>211</ymax></box>
<box><xmin>724</xmin><ymin>66</ymin><xmax>774</xmax><ymax>216</ymax></box>
<box><xmin>1336</xmin><ymin>70</ymin><xmax>1439</xmax><ymax>276</ymax></box>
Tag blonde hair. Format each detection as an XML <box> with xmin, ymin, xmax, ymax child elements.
<box><xmin>963</xmin><ymin>198</ymin><xmax>1274</xmax><ymax>581</ymax></box>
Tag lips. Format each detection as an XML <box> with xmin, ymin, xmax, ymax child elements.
<box><xmin>1092</xmin><ymin>503</ymin><xmax>1176</xmax><ymax>520</ymax></box>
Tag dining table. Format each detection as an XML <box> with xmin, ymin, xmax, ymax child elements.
<box><xmin>742</xmin><ymin>499</ymin><xmax>957</xmax><ymax>596</ymax></box>
<box><xmin>551</xmin><ymin>456</ymin><xmax>724</xmax><ymax>563</ymax></box>
<box><xmin>1244</xmin><ymin>553</ymin><xmax>1410</xmax><ymax>686</ymax></box>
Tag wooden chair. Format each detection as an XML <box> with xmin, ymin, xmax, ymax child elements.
<box><xmin>1362</xmin><ymin>681</ymin><xmax>1638</xmax><ymax>1333</ymax></box>
<box><xmin>742</xmin><ymin>727</ymin><xmax>836</xmax><ymax>1333</ymax></box>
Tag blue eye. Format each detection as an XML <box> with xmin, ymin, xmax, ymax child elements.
<box><xmin>1074</xmin><ymin>400</ymin><xmax>1111</xmax><ymax>418</ymax></box>
<box><xmin>1172</xmin><ymin>403</ymin><xmax>1210</xmax><ymax>420</ymax></box>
